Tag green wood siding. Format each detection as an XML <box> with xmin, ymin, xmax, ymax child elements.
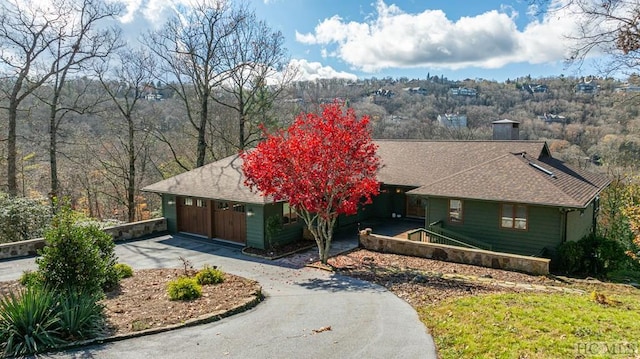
<box><xmin>566</xmin><ymin>202</ymin><xmax>594</xmax><ymax>242</ymax></box>
<box><xmin>245</xmin><ymin>204</ymin><xmax>265</xmax><ymax>249</ymax></box>
<box><xmin>426</xmin><ymin>197</ymin><xmax>563</xmax><ymax>256</ymax></box>
<box><xmin>262</xmin><ymin>202</ymin><xmax>303</xmax><ymax>249</ymax></box>
<box><xmin>162</xmin><ymin>195</ymin><xmax>177</xmax><ymax>233</ymax></box>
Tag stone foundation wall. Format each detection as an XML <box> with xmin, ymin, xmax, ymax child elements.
<box><xmin>359</xmin><ymin>229</ymin><xmax>550</xmax><ymax>275</ymax></box>
<box><xmin>0</xmin><ymin>218</ymin><xmax>167</xmax><ymax>260</ymax></box>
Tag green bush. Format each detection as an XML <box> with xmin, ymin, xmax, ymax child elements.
<box><xmin>581</xmin><ymin>234</ymin><xmax>628</xmax><ymax>274</ymax></box>
<box><xmin>114</xmin><ymin>263</ymin><xmax>134</xmax><ymax>279</ymax></box>
<box><xmin>57</xmin><ymin>290</ymin><xmax>106</xmax><ymax>341</ymax></box>
<box><xmin>167</xmin><ymin>277</ymin><xmax>202</xmax><ymax>301</ymax></box>
<box><xmin>557</xmin><ymin>240</ymin><xmax>585</xmax><ymax>274</ymax></box>
<box><xmin>36</xmin><ymin>203</ymin><xmax>119</xmax><ymax>293</ymax></box>
<box><xmin>558</xmin><ymin>234</ymin><xmax>632</xmax><ymax>276</ymax></box>
<box><xmin>0</xmin><ymin>287</ymin><xmax>64</xmax><ymax>357</ymax></box>
<box><xmin>19</xmin><ymin>270</ymin><xmax>43</xmax><ymax>288</ymax></box>
<box><xmin>195</xmin><ymin>265</ymin><xmax>225</xmax><ymax>285</ymax></box>
<box><xmin>0</xmin><ymin>193</ymin><xmax>53</xmax><ymax>243</ymax></box>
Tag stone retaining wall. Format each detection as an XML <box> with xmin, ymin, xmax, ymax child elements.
<box><xmin>0</xmin><ymin>218</ymin><xmax>167</xmax><ymax>260</ymax></box>
<box><xmin>359</xmin><ymin>229</ymin><xmax>550</xmax><ymax>275</ymax></box>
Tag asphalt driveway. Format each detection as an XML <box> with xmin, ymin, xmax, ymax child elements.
<box><xmin>1</xmin><ymin>235</ymin><xmax>437</xmax><ymax>359</ymax></box>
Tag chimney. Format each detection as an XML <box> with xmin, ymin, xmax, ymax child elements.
<box><xmin>492</xmin><ymin>119</ymin><xmax>520</xmax><ymax>140</ymax></box>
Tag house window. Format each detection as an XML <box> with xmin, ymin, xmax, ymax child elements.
<box><xmin>283</xmin><ymin>202</ymin><xmax>298</xmax><ymax>224</ymax></box>
<box><xmin>449</xmin><ymin>199</ymin><xmax>463</xmax><ymax>223</ymax></box>
<box><xmin>196</xmin><ymin>199</ymin><xmax>206</xmax><ymax>207</ymax></box>
<box><xmin>184</xmin><ymin>198</ymin><xmax>193</xmax><ymax>206</ymax></box>
<box><xmin>501</xmin><ymin>204</ymin><xmax>528</xmax><ymax>230</ymax></box>
<box><xmin>233</xmin><ymin>203</ymin><xmax>245</xmax><ymax>213</ymax></box>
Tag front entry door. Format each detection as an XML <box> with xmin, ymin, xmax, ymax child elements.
<box><xmin>406</xmin><ymin>196</ymin><xmax>426</xmax><ymax>218</ymax></box>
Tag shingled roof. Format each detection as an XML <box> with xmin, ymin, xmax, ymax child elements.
<box><xmin>142</xmin><ymin>155</ymin><xmax>271</xmax><ymax>204</ymax></box>
<box><xmin>374</xmin><ymin>140</ymin><xmax>609</xmax><ymax>208</ymax></box>
<box><xmin>143</xmin><ymin>140</ymin><xmax>610</xmax><ymax>208</ymax></box>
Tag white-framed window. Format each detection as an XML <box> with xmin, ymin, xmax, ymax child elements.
<box><xmin>449</xmin><ymin>199</ymin><xmax>463</xmax><ymax>223</ymax></box>
<box><xmin>184</xmin><ymin>197</ymin><xmax>193</xmax><ymax>206</ymax></box>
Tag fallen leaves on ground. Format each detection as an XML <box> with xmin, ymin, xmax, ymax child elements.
<box><xmin>326</xmin><ymin>249</ymin><xmax>564</xmax><ymax>307</ymax></box>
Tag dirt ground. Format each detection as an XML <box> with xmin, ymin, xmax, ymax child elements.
<box><xmin>0</xmin><ymin>268</ymin><xmax>262</xmax><ymax>336</ymax></box>
<box><xmin>325</xmin><ymin>248</ymin><xmax>566</xmax><ymax>307</ymax></box>
<box><xmin>101</xmin><ymin>268</ymin><xmax>261</xmax><ymax>335</ymax></box>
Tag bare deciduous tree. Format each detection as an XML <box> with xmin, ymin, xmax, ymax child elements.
<box><xmin>215</xmin><ymin>10</ymin><xmax>296</xmax><ymax>150</ymax></box>
<box><xmin>0</xmin><ymin>0</ymin><xmax>64</xmax><ymax>196</ymax></box>
<box><xmin>0</xmin><ymin>0</ymin><xmax>120</xmax><ymax>198</ymax></box>
<box><xmin>96</xmin><ymin>48</ymin><xmax>155</xmax><ymax>222</ymax></box>
<box><xmin>145</xmin><ymin>0</ymin><xmax>245</xmax><ymax>167</ymax></box>
<box><xmin>39</xmin><ymin>0</ymin><xmax>122</xmax><ymax>201</ymax></box>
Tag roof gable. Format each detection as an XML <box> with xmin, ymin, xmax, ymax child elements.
<box><xmin>375</xmin><ymin>140</ymin><xmax>608</xmax><ymax>208</ymax></box>
<box><xmin>407</xmin><ymin>153</ymin><xmax>604</xmax><ymax>207</ymax></box>
<box><xmin>142</xmin><ymin>155</ymin><xmax>270</xmax><ymax>204</ymax></box>
<box><xmin>375</xmin><ymin>140</ymin><xmax>549</xmax><ymax>187</ymax></box>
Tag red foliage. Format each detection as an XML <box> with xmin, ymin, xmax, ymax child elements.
<box><xmin>241</xmin><ymin>101</ymin><xmax>380</xmax><ymax>219</ymax></box>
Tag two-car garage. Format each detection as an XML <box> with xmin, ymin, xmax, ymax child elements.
<box><xmin>176</xmin><ymin>196</ymin><xmax>246</xmax><ymax>244</ymax></box>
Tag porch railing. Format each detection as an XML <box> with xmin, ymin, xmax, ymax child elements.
<box><xmin>407</xmin><ymin>225</ymin><xmax>493</xmax><ymax>251</ymax></box>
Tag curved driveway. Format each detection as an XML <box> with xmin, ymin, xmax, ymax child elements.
<box><xmin>1</xmin><ymin>235</ymin><xmax>437</xmax><ymax>359</ymax></box>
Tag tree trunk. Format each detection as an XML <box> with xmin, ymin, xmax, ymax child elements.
<box><xmin>239</xmin><ymin>112</ymin><xmax>246</xmax><ymax>150</ymax></box>
<box><xmin>7</xmin><ymin>103</ymin><xmax>18</xmax><ymax>197</ymax></box>
<box><xmin>49</xmin><ymin>93</ymin><xmax>60</xmax><ymax>202</ymax></box>
<box><xmin>127</xmin><ymin>116</ymin><xmax>136</xmax><ymax>222</ymax></box>
<box><xmin>238</xmin><ymin>88</ymin><xmax>245</xmax><ymax>150</ymax></box>
<box><xmin>196</xmin><ymin>97</ymin><xmax>208</xmax><ymax>167</ymax></box>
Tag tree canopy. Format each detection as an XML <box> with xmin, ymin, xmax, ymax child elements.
<box><xmin>242</xmin><ymin>101</ymin><xmax>380</xmax><ymax>263</ymax></box>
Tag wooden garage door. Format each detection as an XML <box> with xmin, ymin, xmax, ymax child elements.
<box><xmin>176</xmin><ymin>197</ymin><xmax>210</xmax><ymax>237</ymax></box>
<box><xmin>213</xmin><ymin>201</ymin><xmax>246</xmax><ymax>244</ymax></box>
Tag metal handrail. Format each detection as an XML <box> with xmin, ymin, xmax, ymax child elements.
<box><xmin>407</xmin><ymin>227</ymin><xmax>493</xmax><ymax>251</ymax></box>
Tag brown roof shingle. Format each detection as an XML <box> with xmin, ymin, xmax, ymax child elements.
<box><xmin>375</xmin><ymin>140</ymin><xmax>549</xmax><ymax>187</ymax></box>
<box><xmin>142</xmin><ymin>155</ymin><xmax>270</xmax><ymax>204</ymax></box>
<box><xmin>380</xmin><ymin>140</ymin><xmax>610</xmax><ymax>208</ymax></box>
<box><xmin>143</xmin><ymin>140</ymin><xmax>610</xmax><ymax>208</ymax></box>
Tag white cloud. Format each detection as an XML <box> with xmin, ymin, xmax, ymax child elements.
<box><xmin>289</xmin><ymin>59</ymin><xmax>357</xmax><ymax>81</ymax></box>
<box><xmin>110</xmin><ymin>0</ymin><xmax>223</xmax><ymax>25</ymax></box>
<box><xmin>295</xmin><ymin>0</ymin><xmax>583</xmax><ymax>72</ymax></box>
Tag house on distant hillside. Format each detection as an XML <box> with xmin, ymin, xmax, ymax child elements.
<box><xmin>403</xmin><ymin>87</ymin><xmax>428</xmax><ymax>95</ymax></box>
<box><xmin>522</xmin><ymin>84</ymin><xmax>548</xmax><ymax>94</ymax></box>
<box><xmin>449</xmin><ymin>87</ymin><xmax>477</xmax><ymax>97</ymax></box>
<box><xmin>576</xmin><ymin>80</ymin><xmax>598</xmax><ymax>94</ymax></box>
<box><xmin>437</xmin><ymin>114</ymin><xmax>467</xmax><ymax>128</ymax></box>
<box><xmin>143</xmin><ymin>121</ymin><xmax>610</xmax><ymax>258</ymax></box>
<box><xmin>538</xmin><ymin>113</ymin><xmax>567</xmax><ymax>124</ymax></box>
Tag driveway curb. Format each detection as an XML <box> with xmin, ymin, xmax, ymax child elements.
<box><xmin>52</xmin><ymin>287</ymin><xmax>263</xmax><ymax>353</ymax></box>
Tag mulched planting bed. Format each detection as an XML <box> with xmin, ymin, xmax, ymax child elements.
<box><xmin>0</xmin><ymin>268</ymin><xmax>262</xmax><ymax>337</ymax></box>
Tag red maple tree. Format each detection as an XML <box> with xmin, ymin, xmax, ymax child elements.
<box><xmin>241</xmin><ymin>101</ymin><xmax>380</xmax><ymax>264</ymax></box>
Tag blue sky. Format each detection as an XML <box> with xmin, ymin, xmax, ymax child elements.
<box><xmin>114</xmin><ymin>0</ymin><xmax>598</xmax><ymax>82</ymax></box>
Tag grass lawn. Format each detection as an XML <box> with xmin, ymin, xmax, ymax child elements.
<box><xmin>420</xmin><ymin>287</ymin><xmax>640</xmax><ymax>359</ymax></box>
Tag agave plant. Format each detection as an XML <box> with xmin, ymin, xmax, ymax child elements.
<box><xmin>0</xmin><ymin>287</ymin><xmax>65</xmax><ymax>357</ymax></box>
